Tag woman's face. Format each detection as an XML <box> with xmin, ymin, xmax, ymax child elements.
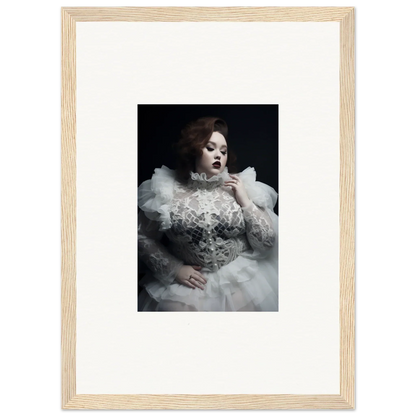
<box><xmin>195</xmin><ymin>131</ymin><xmax>228</xmax><ymax>178</ymax></box>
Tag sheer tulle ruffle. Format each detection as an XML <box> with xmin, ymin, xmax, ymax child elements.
<box><xmin>138</xmin><ymin>166</ymin><xmax>176</xmax><ymax>231</ymax></box>
<box><xmin>238</xmin><ymin>167</ymin><xmax>278</xmax><ymax>211</ymax></box>
<box><xmin>189</xmin><ymin>168</ymin><xmax>229</xmax><ymax>183</ymax></box>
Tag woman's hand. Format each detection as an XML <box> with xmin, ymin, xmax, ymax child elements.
<box><xmin>224</xmin><ymin>174</ymin><xmax>253</xmax><ymax>208</ymax></box>
<box><xmin>175</xmin><ymin>265</ymin><xmax>207</xmax><ymax>290</ymax></box>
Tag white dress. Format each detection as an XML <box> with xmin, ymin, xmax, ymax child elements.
<box><xmin>138</xmin><ymin>165</ymin><xmax>279</xmax><ymax>311</ymax></box>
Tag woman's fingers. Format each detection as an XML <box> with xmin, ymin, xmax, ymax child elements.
<box><xmin>193</xmin><ymin>272</ymin><xmax>207</xmax><ymax>284</ymax></box>
<box><xmin>188</xmin><ymin>276</ymin><xmax>204</xmax><ymax>290</ymax></box>
<box><xmin>191</xmin><ymin>275</ymin><xmax>206</xmax><ymax>285</ymax></box>
<box><xmin>190</xmin><ymin>267</ymin><xmax>207</xmax><ymax>283</ymax></box>
<box><xmin>192</xmin><ymin>280</ymin><xmax>205</xmax><ymax>290</ymax></box>
<box><xmin>183</xmin><ymin>280</ymin><xmax>196</xmax><ymax>289</ymax></box>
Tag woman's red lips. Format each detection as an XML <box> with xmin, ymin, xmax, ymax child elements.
<box><xmin>212</xmin><ymin>162</ymin><xmax>221</xmax><ymax>167</ymax></box>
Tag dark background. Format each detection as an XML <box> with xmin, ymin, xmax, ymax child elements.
<box><xmin>138</xmin><ymin>104</ymin><xmax>279</xmax><ymax>215</ymax></box>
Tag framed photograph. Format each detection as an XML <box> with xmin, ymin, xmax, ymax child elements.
<box><xmin>62</xmin><ymin>7</ymin><xmax>355</xmax><ymax>409</ymax></box>
<box><xmin>137</xmin><ymin>104</ymin><xmax>279</xmax><ymax>312</ymax></box>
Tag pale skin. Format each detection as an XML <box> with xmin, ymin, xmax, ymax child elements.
<box><xmin>175</xmin><ymin>131</ymin><xmax>253</xmax><ymax>289</ymax></box>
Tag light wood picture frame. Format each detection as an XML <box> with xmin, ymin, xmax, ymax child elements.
<box><xmin>62</xmin><ymin>6</ymin><xmax>355</xmax><ymax>410</ymax></box>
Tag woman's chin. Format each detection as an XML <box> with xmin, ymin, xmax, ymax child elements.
<box><xmin>209</xmin><ymin>167</ymin><xmax>223</xmax><ymax>177</ymax></box>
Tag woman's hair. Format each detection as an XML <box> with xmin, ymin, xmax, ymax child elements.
<box><xmin>173</xmin><ymin>116</ymin><xmax>237</xmax><ymax>181</ymax></box>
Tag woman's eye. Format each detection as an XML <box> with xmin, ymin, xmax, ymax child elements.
<box><xmin>206</xmin><ymin>147</ymin><xmax>226</xmax><ymax>155</ymax></box>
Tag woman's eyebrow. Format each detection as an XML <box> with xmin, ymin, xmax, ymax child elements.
<box><xmin>207</xmin><ymin>141</ymin><xmax>227</xmax><ymax>149</ymax></box>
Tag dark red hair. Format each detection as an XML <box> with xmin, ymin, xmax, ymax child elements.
<box><xmin>173</xmin><ymin>117</ymin><xmax>237</xmax><ymax>181</ymax></box>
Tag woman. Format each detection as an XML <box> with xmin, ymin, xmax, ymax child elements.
<box><xmin>138</xmin><ymin>116</ymin><xmax>278</xmax><ymax>311</ymax></box>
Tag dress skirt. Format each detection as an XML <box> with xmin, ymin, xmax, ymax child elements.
<box><xmin>138</xmin><ymin>251</ymin><xmax>278</xmax><ymax>312</ymax></box>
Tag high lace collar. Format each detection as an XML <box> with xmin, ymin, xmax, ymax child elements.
<box><xmin>187</xmin><ymin>167</ymin><xmax>230</xmax><ymax>190</ymax></box>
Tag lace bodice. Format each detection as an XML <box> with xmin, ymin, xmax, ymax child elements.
<box><xmin>138</xmin><ymin>166</ymin><xmax>277</xmax><ymax>285</ymax></box>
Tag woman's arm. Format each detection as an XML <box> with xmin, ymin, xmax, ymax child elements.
<box><xmin>138</xmin><ymin>210</ymin><xmax>184</xmax><ymax>285</ymax></box>
<box><xmin>224</xmin><ymin>173</ymin><xmax>276</xmax><ymax>252</ymax></box>
<box><xmin>241</xmin><ymin>202</ymin><xmax>276</xmax><ymax>251</ymax></box>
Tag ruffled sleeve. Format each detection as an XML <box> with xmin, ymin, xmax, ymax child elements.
<box><xmin>237</xmin><ymin>167</ymin><xmax>278</xmax><ymax>211</ymax></box>
<box><xmin>138</xmin><ymin>165</ymin><xmax>176</xmax><ymax>231</ymax></box>
<box><xmin>138</xmin><ymin>166</ymin><xmax>183</xmax><ymax>285</ymax></box>
<box><xmin>237</xmin><ymin>167</ymin><xmax>278</xmax><ymax>253</ymax></box>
